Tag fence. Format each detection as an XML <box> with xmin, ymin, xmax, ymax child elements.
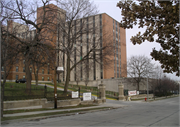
<box><xmin>105</xmin><ymin>90</ymin><xmax>119</xmax><ymax>100</ymax></box>
<box><xmin>139</xmin><ymin>90</ymin><xmax>154</xmax><ymax>94</ymax></box>
<box><xmin>124</xmin><ymin>89</ymin><xmax>128</xmax><ymax>96</ymax></box>
<box><xmin>4</xmin><ymin>86</ymin><xmax>71</xmax><ymax>101</ymax></box>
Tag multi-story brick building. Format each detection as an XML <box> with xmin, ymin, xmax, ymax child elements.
<box><xmin>1</xmin><ymin>4</ymin><xmax>127</xmax><ymax>82</ymax></box>
<box><xmin>60</xmin><ymin>13</ymin><xmax>127</xmax><ymax>82</ymax></box>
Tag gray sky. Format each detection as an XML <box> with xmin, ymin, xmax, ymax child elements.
<box><xmin>93</xmin><ymin>0</ymin><xmax>179</xmax><ymax>81</ymax></box>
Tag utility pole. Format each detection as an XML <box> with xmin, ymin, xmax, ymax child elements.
<box><xmin>54</xmin><ymin>23</ymin><xmax>58</xmax><ymax>109</ymax></box>
<box><xmin>57</xmin><ymin>23</ymin><xmax>60</xmax><ymax>83</ymax></box>
<box><xmin>147</xmin><ymin>76</ymin><xmax>149</xmax><ymax>102</ymax></box>
<box><xmin>54</xmin><ymin>67</ymin><xmax>57</xmax><ymax>109</ymax></box>
<box><xmin>146</xmin><ymin>68</ymin><xmax>149</xmax><ymax>102</ymax></box>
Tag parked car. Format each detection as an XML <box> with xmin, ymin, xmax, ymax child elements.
<box><xmin>15</xmin><ymin>78</ymin><xmax>26</xmax><ymax>83</ymax></box>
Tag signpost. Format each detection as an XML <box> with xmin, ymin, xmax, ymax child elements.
<box><xmin>128</xmin><ymin>90</ymin><xmax>137</xmax><ymax>96</ymax></box>
<box><xmin>54</xmin><ymin>66</ymin><xmax>64</xmax><ymax>109</ymax></box>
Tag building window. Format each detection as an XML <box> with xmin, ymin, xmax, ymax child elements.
<box><xmin>100</xmin><ymin>14</ymin><xmax>102</xmax><ymax>22</ymax></box>
<box><xmin>42</xmin><ymin>69</ymin><xmax>44</xmax><ymax>74</ymax></box>
<box><xmin>23</xmin><ymin>75</ymin><xmax>25</xmax><ymax>79</ymax></box>
<box><xmin>1</xmin><ymin>66</ymin><xmax>4</xmax><ymax>71</ymax></box>
<box><xmin>48</xmin><ymin>69</ymin><xmax>50</xmax><ymax>74</ymax></box>
<box><xmin>16</xmin><ymin>59</ymin><xmax>19</xmax><ymax>64</ymax></box>
<box><xmin>16</xmin><ymin>75</ymin><xmax>18</xmax><ymax>80</ymax></box>
<box><xmin>36</xmin><ymin>69</ymin><xmax>38</xmax><ymax>73</ymax></box>
<box><xmin>48</xmin><ymin>77</ymin><xmax>50</xmax><ymax>81</ymax></box>
<box><xmin>94</xmin><ymin>76</ymin><xmax>96</xmax><ymax>80</ymax></box>
<box><xmin>16</xmin><ymin>66</ymin><xmax>19</xmax><ymax>72</ymax></box>
<box><xmin>42</xmin><ymin>77</ymin><xmax>44</xmax><ymax>81</ymax></box>
<box><xmin>23</xmin><ymin>60</ymin><xmax>25</xmax><ymax>64</ymax></box>
<box><xmin>1</xmin><ymin>74</ymin><xmax>4</xmax><ymax>79</ymax></box>
<box><xmin>23</xmin><ymin>67</ymin><xmax>25</xmax><ymax>72</ymax></box>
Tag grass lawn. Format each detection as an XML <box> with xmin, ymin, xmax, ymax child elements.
<box><xmin>46</xmin><ymin>83</ymin><xmax>120</xmax><ymax>100</ymax></box>
<box><xmin>3</xmin><ymin>82</ymin><xmax>122</xmax><ymax>101</ymax></box>
<box><xmin>3</xmin><ymin>82</ymin><xmax>70</xmax><ymax>101</ymax></box>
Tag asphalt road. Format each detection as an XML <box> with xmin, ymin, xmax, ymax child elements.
<box><xmin>2</xmin><ymin>96</ymin><xmax>179</xmax><ymax>127</ymax></box>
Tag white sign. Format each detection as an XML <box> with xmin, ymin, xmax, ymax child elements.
<box><xmin>72</xmin><ymin>91</ymin><xmax>79</xmax><ymax>98</ymax></box>
<box><xmin>83</xmin><ymin>92</ymin><xmax>91</xmax><ymax>101</ymax></box>
<box><xmin>128</xmin><ymin>90</ymin><xmax>137</xmax><ymax>96</ymax></box>
<box><xmin>137</xmin><ymin>91</ymin><xmax>139</xmax><ymax>95</ymax></box>
<box><xmin>57</xmin><ymin>67</ymin><xmax>64</xmax><ymax>72</ymax></box>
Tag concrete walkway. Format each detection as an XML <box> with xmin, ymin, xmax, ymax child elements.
<box><xmin>32</xmin><ymin>83</ymin><xmax>65</xmax><ymax>91</ymax></box>
<box><xmin>3</xmin><ymin>101</ymin><xmax>127</xmax><ymax>117</ymax></box>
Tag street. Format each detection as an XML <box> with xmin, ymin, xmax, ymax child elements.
<box><xmin>2</xmin><ymin>96</ymin><xmax>179</xmax><ymax>127</ymax></box>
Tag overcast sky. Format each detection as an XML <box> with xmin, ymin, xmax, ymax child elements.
<box><xmin>93</xmin><ymin>0</ymin><xmax>179</xmax><ymax>81</ymax></box>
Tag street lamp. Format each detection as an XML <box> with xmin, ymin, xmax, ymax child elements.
<box><xmin>54</xmin><ymin>66</ymin><xmax>64</xmax><ymax>109</ymax></box>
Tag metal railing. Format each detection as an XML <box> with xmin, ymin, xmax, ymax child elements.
<box><xmin>4</xmin><ymin>86</ymin><xmax>71</xmax><ymax>101</ymax></box>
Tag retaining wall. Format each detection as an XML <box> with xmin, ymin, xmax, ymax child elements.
<box><xmin>3</xmin><ymin>98</ymin><xmax>103</xmax><ymax>110</ymax></box>
<box><xmin>68</xmin><ymin>78</ymin><xmax>154</xmax><ymax>92</ymax></box>
<box><xmin>42</xmin><ymin>99</ymin><xmax>81</xmax><ymax>108</ymax></box>
<box><xmin>3</xmin><ymin>98</ymin><xmax>47</xmax><ymax>109</ymax></box>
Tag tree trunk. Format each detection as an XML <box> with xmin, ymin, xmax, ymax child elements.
<box><xmin>25</xmin><ymin>57</ymin><xmax>32</xmax><ymax>93</ymax></box>
<box><xmin>137</xmin><ymin>82</ymin><xmax>140</xmax><ymax>91</ymax></box>
<box><xmin>64</xmin><ymin>55</ymin><xmax>70</xmax><ymax>94</ymax></box>
<box><xmin>35</xmin><ymin>70</ymin><xmax>38</xmax><ymax>86</ymax></box>
<box><xmin>33</xmin><ymin>63</ymin><xmax>38</xmax><ymax>86</ymax></box>
<box><xmin>35</xmin><ymin>75</ymin><xmax>38</xmax><ymax>86</ymax></box>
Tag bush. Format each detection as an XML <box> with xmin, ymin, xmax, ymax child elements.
<box><xmin>155</xmin><ymin>92</ymin><xmax>173</xmax><ymax>97</ymax></box>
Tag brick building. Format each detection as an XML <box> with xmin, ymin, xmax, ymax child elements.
<box><xmin>1</xmin><ymin>21</ymin><xmax>54</xmax><ymax>82</ymax></box>
<box><xmin>1</xmin><ymin>4</ymin><xmax>127</xmax><ymax>82</ymax></box>
<box><xmin>60</xmin><ymin>13</ymin><xmax>127</xmax><ymax>82</ymax></box>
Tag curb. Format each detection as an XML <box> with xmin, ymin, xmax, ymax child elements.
<box><xmin>28</xmin><ymin>107</ymin><xmax>118</xmax><ymax>121</ymax></box>
<box><xmin>1</xmin><ymin>106</ymin><xmax>120</xmax><ymax>124</ymax></box>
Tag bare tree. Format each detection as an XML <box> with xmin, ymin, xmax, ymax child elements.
<box><xmin>83</xmin><ymin>60</ymin><xmax>93</xmax><ymax>89</ymax></box>
<box><xmin>1</xmin><ymin>0</ymin><xmax>58</xmax><ymax>91</ymax></box>
<box><xmin>127</xmin><ymin>55</ymin><xmax>154</xmax><ymax>91</ymax></box>
<box><xmin>1</xmin><ymin>0</ymin><xmax>113</xmax><ymax>95</ymax></box>
<box><xmin>56</xmin><ymin>0</ymin><xmax>113</xmax><ymax>94</ymax></box>
<box><xmin>158</xmin><ymin>76</ymin><xmax>176</xmax><ymax>97</ymax></box>
<box><xmin>75</xmin><ymin>64</ymin><xmax>81</xmax><ymax>86</ymax></box>
<box><xmin>31</xmin><ymin>47</ymin><xmax>54</xmax><ymax>86</ymax></box>
<box><xmin>1</xmin><ymin>22</ymin><xmax>19</xmax><ymax>117</ymax></box>
<box><xmin>149</xmin><ymin>65</ymin><xmax>164</xmax><ymax>98</ymax></box>
<box><xmin>152</xmin><ymin>73</ymin><xmax>179</xmax><ymax>97</ymax></box>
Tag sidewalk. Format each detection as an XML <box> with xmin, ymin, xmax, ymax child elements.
<box><xmin>4</xmin><ymin>84</ymin><xmax>124</xmax><ymax>118</ymax></box>
<box><xmin>3</xmin><ymin>102</ymin><xmax>127</xmax><ymax>118</ymax></box>
<box><xmin>142</xmin><ymin>95</ymin><xmax>179</xmax><ymax>102</ymax></box>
